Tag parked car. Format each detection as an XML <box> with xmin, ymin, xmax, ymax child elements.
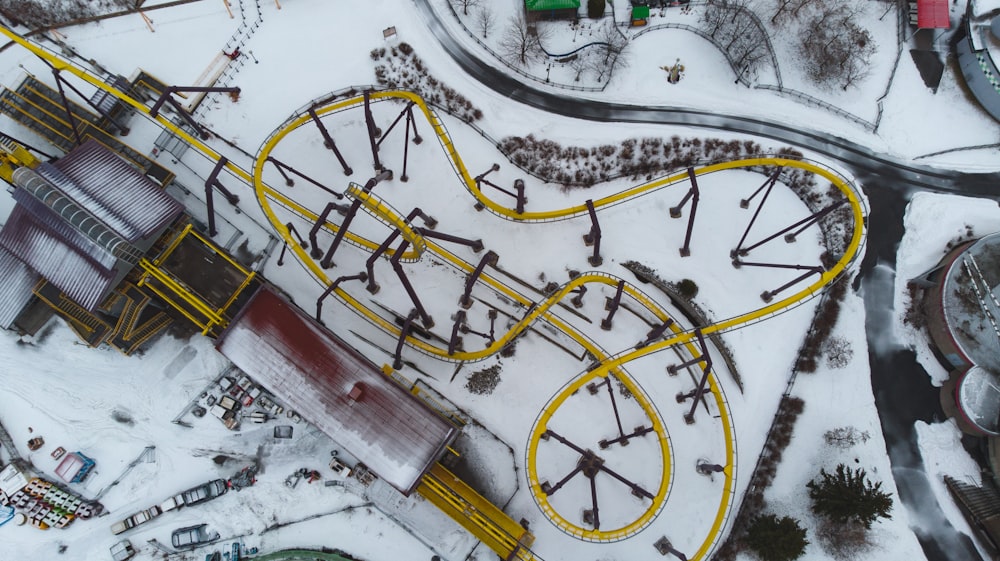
<box><xmin>171</xmin><ymin>524</ymin><xmax>220</xmax><ymax>550</ymax></box>
<box><xmin>180</xmin><ymin>479</ymin><xmax>228</xmax><ymax>506</ymax></box>
<box><xmin>159</xmin><ymin>493</ymin><xmax>184</xmax><ymax>513</ymax></box>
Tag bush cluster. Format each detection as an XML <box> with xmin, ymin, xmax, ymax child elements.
<box><xmin>499</xmin><ymin>135</ymin><xmax>804</xmax><ymax>188</ymax></box>
<box><xmin>0</xmin><ymin>0</ymin><xmax>129</xmax><ymax>28</ymax></box>
<box><xmin>372</xmin><ymin>43</ymin><xmax>483</xmax><ymax>122</ymax></box>
<box><xmin>794</xmin><ymin>276</ymin><xmax>848</xmax><ymax>373</ymax></box>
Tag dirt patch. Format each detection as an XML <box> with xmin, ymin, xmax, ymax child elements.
<box><xmin>465</xmin><ymin>364</ymin><xmax>501</xmax><ymax>395</ymax></box>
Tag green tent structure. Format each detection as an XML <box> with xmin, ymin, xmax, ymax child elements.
<box><xmin>631</xmin><ymin>5</ymin><xmax>651</xmax><ymax>24</ymax></box>
<box><xmin>525</xmin><ymin>0</ymin><xmax>581</xmax><ymax>20</ymax></box>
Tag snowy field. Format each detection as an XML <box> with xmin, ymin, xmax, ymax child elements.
<box><xmin>0</xmin><ymin>1</ymin><xmax>995</xmax><ymax>561</ymax></box>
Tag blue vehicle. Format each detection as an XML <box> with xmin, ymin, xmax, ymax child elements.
<box><xmin>0</xmin><ymin>505</ymin><xmax>15</xmax><ymax>527</ymax></box>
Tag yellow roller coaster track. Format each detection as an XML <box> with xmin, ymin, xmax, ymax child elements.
<box><xmin>0</xmin><ymin>26</ymin><xmax>867</xmax><ymax>560</ymax></box>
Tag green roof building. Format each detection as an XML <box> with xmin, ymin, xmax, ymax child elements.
<box><xmin>525</xmin><ymin>0</ymin><xmax>580</xmax><ymax>20</ymax></box>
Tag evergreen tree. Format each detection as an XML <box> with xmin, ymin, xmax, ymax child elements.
<box><xmin>744</xmin><ymin>514</ymin><xmax>809</xmax><ymax>561</ymax></box>
<box><xmin>807</xmin><ymin>463</ymin><xmax>893</xmax><ymax>528</ymax></box>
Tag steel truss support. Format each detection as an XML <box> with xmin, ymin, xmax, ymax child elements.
<box><xmin>601</xmin><ymin>280</ymin><xmax>626</xmax><ymax>330</ymax></box>
<box><xmin>473</xmin><ymin>164</ymin><xmax>526</xmax><ymax>214</ymax></box>
<box><xmin>459</xmin><ymin>308</ymin><xmax>498</xmax><ymax>348</ymax></box>
<box><xmin>670</xmin><ymin>167</ymin><xmax>700</xmax><ymax>257</ymax></box>
<box><xmin>583</xmin><ymin>199</ymin><xmax>602</xmax><ymax>266</ymax></box>
<box><xmin>307</xmin><ymin>107</ymin><xmax>353</xmax><ymax>176</ymax></box>
<box><xmin>472</xmin><ymin>164</ymin><xmax>500</xmax><ymax>211</ymax></box>
<box><xmin>459</xmin><ymin>251</ymin><xmax>499</xmax><ymax>309</ymax></box>
<box><xmin>50</xmin><ymin>67</ymin><xmax>130</xmax><ymax>137</ymax></box>
<box><xmin>375</xmin><ymin>102</ymin><xmax>423</xmax><ymax>182</ymax></box>
<box><xmin>150</xmin><ymin>85</ymin><xmax>241</xmax><ymax>139</ymax></box>
<box><xmin>733</xmin><ymin>200</ymin><xmax>847</xmax><ymax>258</ymax></box>
<box><xmin>392</xmin><ymin>310</ymin><xmax>419</xmax><ymax>370</ymax></box>
<box><xmin>732</xmin><ymin>170</ymin><xmax>778</xmax><ymax>257</ymax></box>
<box><xmin>740</xmin><ymin>168</ymin><xmax>781</xmax><ymax>209</ymax></box>
<box><xmin>205</xmin><ymin>157</ymin><xmax>240</xmax><ymax>237</ymax></box>
<box><xmin>390</xmin><ymin>240</ymin><xmax>434</xmax><ymax>328</ymax></box>
<box><xmin>267</xmin><ymin>157</ymin><xmax>345</xmax><ymax>198</ymax></box>
<box><xmin>277</xmin><ymin>222</ymin><xmax>308</xmax><ymax>266</ymax></box>
<box><xmin>541</xmin><ymin>429</ymin><xmax>654</xmax><ymax>528</ymax></box>
<box><xmin>315</xmin><ymin>272</ymin><xmax>368</xmax><ymax>324</ymax></box>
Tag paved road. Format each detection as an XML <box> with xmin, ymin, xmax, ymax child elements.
<box><xmin>413</xmin><ymin>2</ymin><xmax>996</xmax><ymax>560</ymax></box>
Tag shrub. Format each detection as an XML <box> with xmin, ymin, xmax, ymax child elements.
<box><xmin>676</xmin><ymin>278</ymin><xmax>699</xmax><ymax>298</ymax></box>
<box><xmin>744</xmin><ymin>514</ymin><xmax>809</xmax><ymax>561</ymax></box>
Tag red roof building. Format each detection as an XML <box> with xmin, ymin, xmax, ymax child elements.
<box><xmin>917</xmin><ymin>0</ymin><xmax>950</xmax><ymax>29</ymax></box>
<box><xmin>216</xmin><ymin>287</ymin><xmax>458</xmax><ymax>495</ymax></box>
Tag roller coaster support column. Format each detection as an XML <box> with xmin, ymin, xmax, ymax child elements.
<box><xmin>654</xmin><ymin>537</ymin><xmax>688</xmax><ymax>561</ymax></box>
<box><xmin>391</xmin><ymin>240</ymin><xmax>434</xmax><ymax>328</ymax></box>
<box><xmin>277</xmin><ymin>222</ymin><xmax>308</xmax><ymax>266</ymax></box>
<box><xmin>320</xmin><ymin>171</ymin><xmax>392</xmax><ymax>268</ymax></box>
<box><xmin>308</xmin><ymin>107</ymin><xmax>353</xmax><ymax>176</ymax></box>
<box><xmin>670</xmin><ymin>168</ymin><xmax>700</xmax><ymax>257</ymax></box>
<box><xmin>308</xmin><ymin>201</ymin><xmax>351</xmax><ymax>259</ymax></box>
<box><xmin>205</xmin><ymin>157</ymin><xmax>240</xmax><ymax>237</ymax></box>
<box><xmin>683</xmin><ymin>330</ymin><xmax>713</xmax><ymax>424</ymax></box>
<box><xmin>448</xmin><ymin>310</ymin><xmax>466</xmax><ymax>356</ymax></box>
<box><xmin>472</xmin><ymin>164</ymin><xmax>500</xmax><ymax>211</ymax></box>
<box><xmin>364</xmin><ymin>90</ymin><xmax>383</xmax><ymax>172</ymax></box>
<box><xmin>601</xmin><ymin>280</ymin><xmax>625</xmax><ymax>330</ymax></box>
<box><xmin>417</xmin><ymin>228</ymin><xmax>482</xmax><ymax>252</ymax></box>
<box><xmin>365</xmin><ymin>208</ymin><xmax>437</xmax><ymax>293</ymax></box>
<box><xmin>636</xmin><ymin>318</ymin><xmax>675</xmax><ymax>349</ymax></box>
<box><xmin>571</xmin><ymin>285</ymin><xmax>587</xmax><ymax>308</ymax></box>
<box><xmin>459</xmin><ymin>251</ymin><xmax>499</xmax><ymax>309</ymax></box>
<box><xmin>739</xmin><ymin>168</ymin><xmax>780</xmax><ymax>209</ymax></box>
<box><xmin>267</xmin><ymin>157</ymin><xmax>346</xmax><ymax>198</ymax></box>
<box><xmin>150</xmin><ymin>85</ymin><xmax>240</xmax><ymax>140</ymax></box>
<box><xmin>583</xmin><ymin>199</ymin><xmax>603</xmax><ymax>266</ymax></box>
<box><xmin>315</xmin><ymin>272</ymin><xmax>368</xmax><ymax>324</ymax></box>
<box><xmin>786</xmin><ymin>200</ymin><xmax>846</xmax><ymax>242</ymax></box>
<box><xmin>752</xmin><ymin>264</ymin><xmax>824</xmax><ymax>302</ymax></box>
<box><xmin>392</xmin><ymin>311</ymin><xmax>419</xmax><ymax>370</ymax></box>
<box><xmin>50</xmin><ymin>67</ymin><xmax>130</xmax><ymax>136</ymax></box>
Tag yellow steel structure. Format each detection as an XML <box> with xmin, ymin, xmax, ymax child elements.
<box><xmin>136</xmin><ymin>224</ymin><xmax>256</xmax><ymax>336</ymax></box>
<box><xmin>418</xmin><ymin>463</ymin><xmax>537</xmax><ymax>561</ymax></box>
<box><xmin>0</xmin><ymin>25</ymin><xmax>867</xmax><ymax>560</ymax></box>
<box><xmin>0</xmin><ymin>140</ymin><xmax>40</xmax><ymax>181</ymax></box>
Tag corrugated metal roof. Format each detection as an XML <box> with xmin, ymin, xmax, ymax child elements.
<box><xmin>0</xmin><ymin>246</ymin><xmax>40</xmax><ymax>329</ymax></box>
<box><xmin>0</xmin><ymin>201</ymin><xmax>115</xmax><ymax>311</ymax></box>
<box><xmin>216</xmin><ymin>287</ymin><xmax>458</xmax><ymax>495</ymax></box>
<box><xmin>37</xmin><ymin>139</ymin><xmax>183</xmax><ymax>243</ymax></box>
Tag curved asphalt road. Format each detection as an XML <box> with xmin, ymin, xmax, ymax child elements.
<box><xmin>414</xmin><ymin>2</ymin><xmax>995</xmax><ymax>560</ymax></box>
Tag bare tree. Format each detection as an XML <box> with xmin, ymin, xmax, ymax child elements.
<box><xmin>770</xmin><ymin>0</ymin><xmax>819</xmax><ymax>24</ymax></box>
<box><xmin>476</xmin><ymin>6</ymin><xmax>496</xmax><ymax>38</ymax></box>
<box><xmin>701</xmin><ymin>0</ymin><xmax>770</xmax><ymax>80</ymax></box>
<box><xmin>451</xmin><ymin>0</ymin><xmax>479</xmax><ymax>16</ymax></box>
<box><xmin>799</xmin><ymin>5</ymin><xmax>876</xmax><ymax>90</ymax></box>
<box><xmin>588</xmin><ymin>19</ymin><xmax>629</xmax><ymax>83</ymax></box>
<box><xmin>499</xmin><ymin>13</ymin><xmax>546</xmax><ymax>66</ymax></box>
<box><xmin>568</xmin><ymin>52</ymin><xmax>589</xmax><ymax>82</ymax></box>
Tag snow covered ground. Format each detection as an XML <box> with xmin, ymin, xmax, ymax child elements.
<box><xmin>0</xmin><ymin>1</ymin><xmax>996</xmax><ymax>561</ymax></box>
